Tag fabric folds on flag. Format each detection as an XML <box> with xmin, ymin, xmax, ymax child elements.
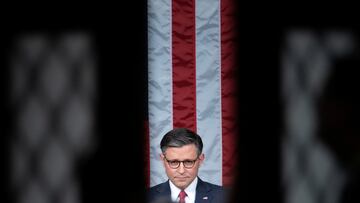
<box><xmin>147</xmin><ymin>0</ymin><xmax>237</xmax><ymax>188</ymax></box>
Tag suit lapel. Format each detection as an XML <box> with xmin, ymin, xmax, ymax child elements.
<box><xmin>155</xmin><ymin>180</ymin><xmax>172</xmax><ymax>201</ymax></box>
<box><xmin>195</xmin><ymin>178</ymin><xmax>212</xmax><ymax>203</ymax></box>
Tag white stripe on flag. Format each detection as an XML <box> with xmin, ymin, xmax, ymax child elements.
<box><xmin>148</xmin><ymin>0</ymin><xmax>173</xmax><ymax>187</ymax></box>
<box><xmin>195</xmin><ymin>0</ymin><xmax>222</xmax><ymax>186</ymax></box>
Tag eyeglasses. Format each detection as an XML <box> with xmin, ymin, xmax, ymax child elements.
<box><xmin>163</xmin><ymin>155</ymin><xmax>199</xmax><ymax>169</ymax></box>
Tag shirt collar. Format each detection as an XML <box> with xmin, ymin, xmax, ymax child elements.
<box><xmin>169</xmin><ymin>177</ymin><xmax>198</xmax><ymax>202</ymax></box>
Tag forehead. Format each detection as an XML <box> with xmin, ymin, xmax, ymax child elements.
<box><xmin>164</xmin><ymin>144</ymin><xmax>198</xmax><ymax>159</ymax></box>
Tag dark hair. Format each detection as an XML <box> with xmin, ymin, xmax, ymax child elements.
<box><xmin>160</xmin><ymin>128</ymin><xmax>203</xmax><ymax>156</ymax></box>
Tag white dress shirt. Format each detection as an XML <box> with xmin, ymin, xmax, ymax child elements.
<box><xmin>169</xmin><ymin>177</ymin><xmax>198</xmax><ymax>203</ymax></box>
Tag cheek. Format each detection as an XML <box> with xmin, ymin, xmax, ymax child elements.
<box><xmin>164</xmin><ymin>167</ymin><xmax>176</xmax><ymax>176</ymax></box>
<box><xmin>188</xmin><ymin>166</ymin><xmax>200</xmax><ymax>176</ymax></box>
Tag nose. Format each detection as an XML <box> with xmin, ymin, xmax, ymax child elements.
<box><xmin>177</xmin><ymin>162</ymin><xmax>185</xmax><ymax>174</ymax></box>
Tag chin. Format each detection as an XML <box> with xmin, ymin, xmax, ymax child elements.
<box><xmin>175</xmin><ymin>181</ymin><xmax>189</xmax><ymax>188</ymax></box>
<box><xmin>176</xmin><ymin>184</ymin><xmax>188</xmax><ymax>190</ymax></box>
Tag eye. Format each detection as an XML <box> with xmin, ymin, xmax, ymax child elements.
<box><xmin>183</xmin><ymin>160</ymin><xmax>194</xmax><ymax>165</ymax></box>
<box><xmin>169</xmin><ymin>160</ymin><xmax>179</xmax><ymax>166</ymax></box>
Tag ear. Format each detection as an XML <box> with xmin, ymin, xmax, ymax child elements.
<box><xmin>198</xmin><ymin>153</ymin><xmax>205</xmax><ymax>165</ymax></box>
<box><xmin>160</xmin><ymin>153</ymin><xmax>166</xmax><ymax>167</ymax></box>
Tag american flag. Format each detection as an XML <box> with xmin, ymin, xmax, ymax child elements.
<box><xmin>146</xmin><ymin>0</ymin><xmax>237</xmax><ymax>188</ymax></box>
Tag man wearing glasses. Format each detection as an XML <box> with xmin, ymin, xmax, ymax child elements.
<box><xmin>147</xmin><ymin>128</ymin><xmax>226</xmax><ymax>203</ymax></box>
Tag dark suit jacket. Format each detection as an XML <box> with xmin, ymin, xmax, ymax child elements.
<box><xmin>147</xmin><ymin>177</ymin><xmax>227</xmax><ymax>203</ymax></box>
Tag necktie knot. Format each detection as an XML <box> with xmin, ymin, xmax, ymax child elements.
<box><xmin>179</xmin><ymin>190</ymin><xmax>187</xmax><ymax>203</ymax></box>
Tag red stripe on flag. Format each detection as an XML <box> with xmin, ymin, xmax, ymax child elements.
<box><xmin>221</xmin><ymin>0</ymin><xmax>237</xmax><ymax>187</ymax></box>
<box><xmin>172</xmin><ymin>0</ymin><xmax>197</xmax><ymax>131</ymax></box>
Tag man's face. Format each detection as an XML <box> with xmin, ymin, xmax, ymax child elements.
<box><xmin>161</xmin><ymin>144</ymin><xmax>204</xmax><ymax>190</ymax></box>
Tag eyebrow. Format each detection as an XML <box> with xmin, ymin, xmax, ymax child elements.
<box><xmin>163</xmin><ymin>156</ymin><xmax>198</xmax><ymax>161</ymax></box>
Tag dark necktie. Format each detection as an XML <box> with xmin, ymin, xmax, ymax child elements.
<box><xmin>179</xmin><ymin>190</ymin><xmax>187</xmax><ymax>203</ymax></box>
